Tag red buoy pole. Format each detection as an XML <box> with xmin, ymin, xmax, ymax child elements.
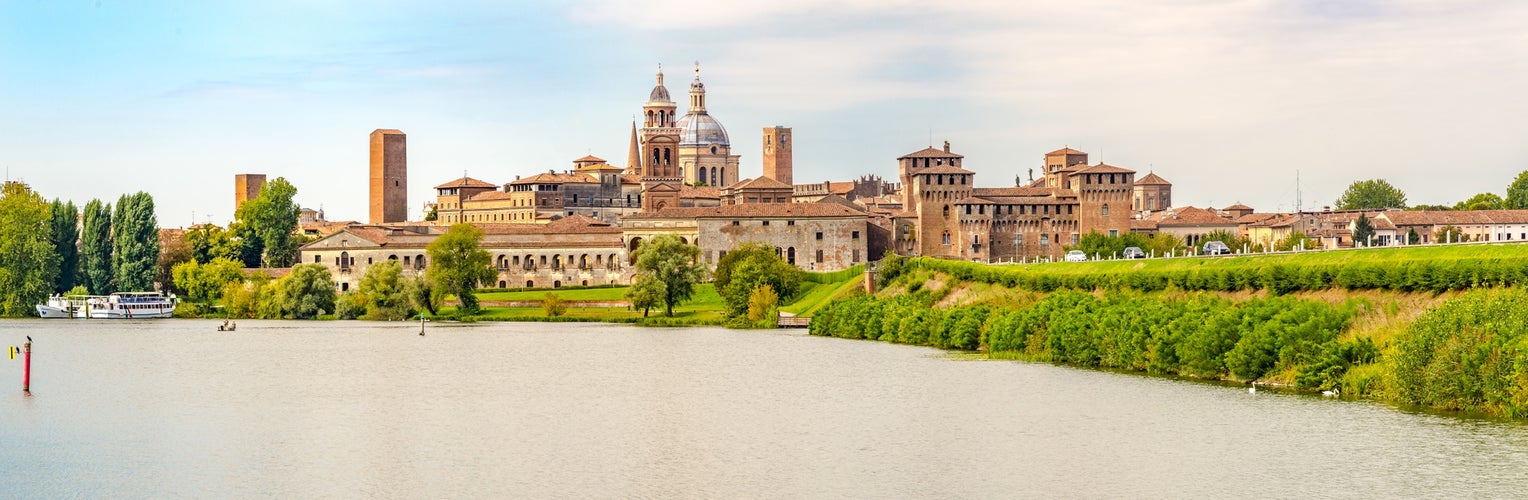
<box><xmin>22</xmin><ymin>340</ymin><xmax>31</xmax><ymax>393</ymax></box>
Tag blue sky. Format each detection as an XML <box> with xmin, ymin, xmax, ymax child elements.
<box><xmin>3</xmin><ymin>0</ymin><xmax>1526</xmax><ymax>227</ymax></box>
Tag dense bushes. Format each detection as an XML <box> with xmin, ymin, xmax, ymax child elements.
<box><xmin>813</xmin><ymin>290</ymin><xmax>1365</xmax><ymax>388</ymax></box>
<box><xmin>911</xmin><ymin>256</ymin><xmax>1528</xmax><ymax>295</ymax></box>
<box><xmin>1393</xmin><ymin>288</ymin><xmax>1528</xmax><ymax>417</ymax></box>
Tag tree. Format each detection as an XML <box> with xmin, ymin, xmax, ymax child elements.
<box><xmin>1274</xmin><ymin>231</ymin><xmax>1319</xmax><ymax>252</ymax></box>
<box><xmin>1334</xmin><ymin>179</ymin><xmax>1407</xmax><ymax>210</ymax></box>
<box><xmin>629</xmin><ymin>234</ymin><xmax>706</xmax><ymax>317</ymax></box>
<box><xmin>713</xmin><ymin>242</ymin><xmax>802</xmax><ymax>318</ymax></box>
<box><xmin>410</xmin><ymin>272</ymin><xmax>442</xmax><ymax>316</ymax></box>
<box><xmin>1067</xmin><ymin>231</ymin><xmax>1152</xmax><ymax>258</ymax></box>
<box><xmin>172</xmin><ymin>257</ymin><xmax>245</xmax><ymax>304</ymax></box>
<box><xmin>1406</xmin><ymin>228</ymin><xmax>1420</xmax><ymax>245</ymax></box>
<box><xmin>1201</xmin><ymin>229</ymin><xmax>1245</xmax><ymax>253</ymax></box>
<box><xmin>278</xmin><ymin>263</ymin><xmax>336</xmax><ymax>319</ymax></box>
<box><xmin>157</xmin><ymin>229</ymin><xmax>192</xmax><ymax>294</ymax></box>
<box><xmin>746</xmin><ymin>284</ymin><xmax>779</xmax><ymax>327</ymax></box>
<box><xmin>0</xmin><ymin>182</ymin><xmax>60</xmax><ymax>316</ymax></box>
<box><xmin>1455</xmin><ymin>192</ymin><xmax>1503</xmax><ymax>211</ymax></box>
<box><xmin>1507</xmin><ymin>170</ymin><xmax>1528</xmax><ymax>209</ymax></box>
<box><xmin>112</xmin><ymin>192</ymin><xmax>160</xmax><ymax>292</ymax></box>
<box><xmin>1144</xmin><ymin>232</ymin><xmax>1186</xmax><ymax>257</ymax></box>
<box><xmin>542</xmin><ymin>292</ymin><xmax>567</xmax><ymax>317</ymax></box>
<box><xmin>1435</xmin><ymin>225</ymin><xmax>1469</xmax><ymax>243</ymax></box>
<box><xmin>80</xmin><ymin>199</ymin><xmax>113</xmax><ymax>294</ymax></box>
<box><xmin>227</xmin><ymin>221</ymin><xmax>265</xmax><ymax>268</ymax></box>
<box><xmin>48</xmin><ymin>199</ymin><xmax>80</xmax><ymax>293</ymax></box>
<box><xmin>357</xmin><ymin>259</ymin><xmax>415</xmax><ymax>320</ymax></box>
<box><xmin>625</xmin><ymin>274</ymin><xmax>662</xmax><ymax>317</ymax></box>
<box><xmin>186</xmin><ymin>224</ymin><xmax>242</xmax><ymax>264</ymax></box>
<box><xmin>1352</xmin><ymin>214</ymin><xmax>1375</xmax><ymax>247</ymax></box>
<box><xmin>426</xmin><ymin>223</ymin><xmax>495</xmax><ymax>315</ymax></box>
<box><xmin>235</xmin><ymin>178</ymin><xmax>301</xmax><ymax>267</ymax></box>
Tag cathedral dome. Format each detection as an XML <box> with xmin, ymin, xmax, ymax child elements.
<box><xmin>676</xmin><ymin>112</ymin><xmax>729</xmax><ymax>147</ymax></box>
<box><xmin>649</xmin><ymin>85</ymin><xmax>671</xmax><ymax>103</ymax></box>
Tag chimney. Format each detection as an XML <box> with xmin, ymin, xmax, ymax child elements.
<box><xmin>943</xmin><ymin>140</ymin><xmax>951</xmax><ymax>153</ymax></box>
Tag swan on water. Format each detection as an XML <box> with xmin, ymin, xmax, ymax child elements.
<box><xmin>1322</xmin><ymin>389</ymin><xmax>1340</xmax><ymax>397</ymax></box>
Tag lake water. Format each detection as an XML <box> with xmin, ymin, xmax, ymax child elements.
<box><xmin>1</xmin><ymin>320</ymin><xmax>1525</xmax><ymax>498</ymax></box>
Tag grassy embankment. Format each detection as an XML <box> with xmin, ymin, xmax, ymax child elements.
<box><xmin>809</xmin><ymin>243</ymin><xmax>1528</xmax><ymax>419</ymax></box>
<box><xmin>439</xmin><ymin>265</ymin><xmax>866</xmax><ymax>326</ymax></box>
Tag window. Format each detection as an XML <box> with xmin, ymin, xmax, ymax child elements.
<box><xmin>1040</xmin><ymin>234</ymin><xmax>1049</xmax><ymax>246</ymax></box>
<box><xmin>763</xmin><ymin>220</ymin><xmax>770</xmax><ymax>226</ymax></box>
<box><xmin>852</xmin><ymin>231</ymin><xmax>860</xmax><ymax>239</ymax></box>
<box><xmin>1072</xmin><ymin>233</ymin><xmax>1080</xmax><ymax>245</ymax></box>
<box><xmin>1015</xmin><ymin>234</ymin><xmax>1023</xmax><ymax>245</ymax></box>
<box><xmin>787</xmin><ymin>220</ymin><xmax>795</xmax><ymax>226</ymax></box>
<box><xmin>732</xmin><ymin>220</ymin><xmax>739</xmax><ymax>226</ymax></box>
<box><xmin>815</xmin><ymin>249</ymin><xmax>824</xmax><ymax>263</ymax></box>
<box><xmin>1109</xmin><ymin>230</ymin><xmax>1118</xmax><ymax>237</ymax></box>
<box><xmin>965</xmin><ymin>206</ymin><xmax>972</xmax><ymax>215</ymax></box>
<box><xmin>313</xmin><ymin>255</ymin><xmax>320</xmax><ymax>263</ymax></box>
<box><xmin>943</xmin><ymin>205</ymin><xmax>951</xmax><ymax>218</ymax></box>
<box><xmin>1102</xmin><ymin>204</ymin><xmax>1110</xmax><ymax>216</ymax></box>
<box><xmin>815</xmin><ymin>232</ymin><xmax>823</xmax><ymax>240</ymax></box>
<box><xmin>942</xmin><ymin>231</ymin><xmax>951</xmax><ymax>245</ymax></box>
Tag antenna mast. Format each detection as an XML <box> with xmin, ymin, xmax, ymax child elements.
<box><xmin>1296</xmin><ymin>170</ymin><xmax>1303</xmax><ymax>213</ymax></box>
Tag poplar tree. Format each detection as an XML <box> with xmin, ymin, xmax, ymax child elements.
<box><xmin>80</xmin><ymin>199</ymin><xmax>114</xmax><ymax>294</ymax></box>
<box><xmin>0</xmin><ymin>182</ymin><xmax>59</xmax><ymax>316</ymax></box>
<box><xmin>112</xmin><ymin>192</ymin><xmax>160</xmax><ymax>292</ymax></box>
<box><xmin>49</xmin><ymin>198</ymin><xmax>80</xmax><ymax>292</ymax></box>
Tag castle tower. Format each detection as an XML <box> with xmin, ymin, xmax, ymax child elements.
<box><xmin>369</xmin><ymin>129</ymin><xmax>408</xmax><ymax>224</ymax></box>
<box><xmin>640</xmin><ymin>67</ymin><xmax>682</xmax><ymax>212</ymax></box>
<box><xmin>898</xmin><ymin>141</ymin><xmax>970</xmax><ymax>258</ymax></box>
<box><xmin>762</xmin><ymin>126</ymin><xmax>792</xmax><ymax>185</ymax></box>
<box><xmin>234</xmin><ymin>173</ymin><xmax>266</xmax><ymax>213</ymax></box>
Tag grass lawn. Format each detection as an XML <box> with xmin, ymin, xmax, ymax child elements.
<box><xmin>461</xmin><ymin>284</ymin><xmax>728</xmax><ymax>325</ymax></box>
<box><xmin>780</xmin><ymin>274</ymin><xmax>864</xmax><ymax>316</ymax></box>
<box><xmin>1012</xmin><ymin>241</ymin><xmax>1528</xmax><ymax>275</ymax></box>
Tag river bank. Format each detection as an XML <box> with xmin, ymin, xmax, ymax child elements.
<box><xmin>810</xmin><ymin>249</ymin><xmax>1528</xmax><ymax>419</ymax></box>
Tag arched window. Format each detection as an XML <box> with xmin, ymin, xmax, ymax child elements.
<box><xmin>787</xmin><ymin>247</ymin><xmax>796</xmax><ymax>264</ymax></box>
<box><xmin>1102</xmin><ymin>204</ymin><xmax>1110</xmax><ymax>216</ymax></box>
<box><xmin>943</xmin><ymin>205</ymin><xmax>951</xmax><ymax>218</ymax></box>
<box><xmin>942</xmin><ymin>231</ymin><xmax>951</xmax><ymax>245</ymax></box>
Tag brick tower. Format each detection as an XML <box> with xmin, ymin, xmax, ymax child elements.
<box><xmin>762</xmin><ymin>126</ymin><xmax>792</xmax><ymax>185</ymax></box>
<box><xmin>369</xmin><ymin>129</ymin><xmax>407</xmax><ymax>223</ymax></box>
<box><xmin>639</xmin><ymin>67</ymin><xmax>682</xmax><ymax>212</ymax></box>
<box><xmin>234</xmin><ymin>173</ymin><xmax>266</xmax><ymax>212</ymax></box>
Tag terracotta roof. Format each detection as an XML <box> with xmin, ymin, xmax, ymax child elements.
<box><xmin>1131</xmin><ymin>219</ymin><xmax>1159</xmax><ymax>230</ymax></box>
<box><xmin>1145</xmin><ymin>206</ymin><xmax>1236</xmax><ymax>227</ymax></box>
<box><xmin>467</xmin><ymin>191</ymin><xmax>515</xmax><ymax>201</ymax></box>
<box><xmin>628</xmin><ymin>202</ymin><xmax>866</xmax><ymax>220</ymax></box>
<box><xmin>435</xmin><ymin>177</ymin><xmax>497</xmax><ymax>189</ymax></box>
<box><xmin>897</xmin><ymin>147</ymin><xmax>965</xmax><ymax>160</ymax></box>
<box><xmin>729</xmin><ymin>176</ymin><xmax>793</xmax><ymax>190</ymax></box>
<box><xmin>509</xmin><ymin>172</ymin><xmax>596</xmax><ymax>185</ymax></box>
<box><xmin>574</xmin><ymin>163</ymin><xmax>623</xmax><ymax>173</ymax></box>
<box><xmin>476</xmin><ymin>214</ymin><xmax>621</xmax><ymax>235</ymax></box>
<box><xmin>1135</xmin><ymin>172</ymin><xmax>1172</xmax><ymax>186</ymax></box>
<box><xmin>1046</xmin><ymin>147</ymin><xmax>1087</xmax><ymax>156</ymax></box>
<box><xmin>620</xmin><ymin>174</ymin><xmax>641</xmax><ymax>185</ymax></box>
<box><xmin>1379</xmin><ymin>210</ymin><xmax>1528</xmax><ymax>226</ymax></box>
<box><xmin>681</xmin><ymin>185</ymin><xmax>720</xmax><ymax>198</ymax></box>
<box><xmin>1071</xmin><ymin>163</ymin><xmax>1134</xmax><ymax>174</ymax></box>
<box><xmin>1224</xmin><ymin>203</ymin><xmax>1253</xmax><ymax>211</ymax></box>
<box><xmin>1234</xmin><ymin>212</ymin><xmax>1281</xmax><ymax>225</ymax></box>
<box><xmin>573</xmin><ymin>155</ymin><xmax>606</xmax><ymax>163</ymax></box>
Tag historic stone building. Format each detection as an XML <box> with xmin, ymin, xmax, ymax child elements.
<box><xmin>234</xmin><ymin>173</ymin><xmax>265</xmax><ymax>212</ymax></box>
<box><xmin>299</xmin><ymin>215</ymin><xmax>628</xmax><ymax>291</ymax></box>
<box><xmin>622</xmin><ymin>203</ymin><xmax>868</xmax><ymax>272</ymax></box>
<box><xmin>369</xmin><ymin>129</ymin><xmax>408</xmax><ymax>224</ymax></box>
<box><xmin>1133</xmin><ymin>172</ymin><xmax>1173</xmax><ymax>212</ymax></box>
<box><xmin>890</xmin><ymin>144</ymin><xmax>1139</xmax><ymax>261</ymax></box>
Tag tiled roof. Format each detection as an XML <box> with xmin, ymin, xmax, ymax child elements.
<box><xmin>729</xmin><ymin>176</ymin><xmax>793</xmax><ymax>190</ymax></box>
<box><xmin>620</xmin><ymin>174</ymin><xmax>641</xmax><ymax>185</ymax></box>
<box><xmin>681</xmin><ymin>185</ymin><xmax>720</xmax><ymax>198</ymax></box>
<box><xmin>1134</xmin><ymin>173</ymin><xmax>1172</xmax><ymax>186</ymax></box>
<box><xmin>510</xmin><ymin>172</ymin><xmax>596</xmax><ymax>185</ymax></box>
<box><xmin>434</xmin><ymin>177</ymin><xmax>497</xmax><ymax>189</ymax></box>
<box><xmin>897</xmin><ymin>147</ymin><xmax>965</xmax><ymax>160</ymax></box>
<box><xmin>627</xmin><ymin>202</ymin><xmax>866</xmax><ymax>220</ymax></box>
<box><xmin>1224</xmin><ymin>203</ymin><xmax>1253</xmax><ymax>211</ymax></box>
<box><xmin>573</xmin><ymin>155</ymin><xmax>606</xmax><ymax>163</ymax></box>
<box><xmin>1131</xmin><ymin>219</ymin><xmax>1160</xmax><ymax>230</ymax></box>
<box><xmin>1072</xmin><ymin>163</ymin><xmax>1134</xmax><ymax>174</ymax></box>
<box><xmin>467</xmin><ymin>191</ymin><xmax>515</xmax><ymax>201</ymax></box>
<box><xmin>1234</xmin><ymin>212</ymin><xmax>1280</xmax><ymax>225</ymax></box>
<box><xmin>1379</xmin><ymin>209</ymin><xmax>1528</xmax><ymax>226</ymax></box>
<box><xmin>1146</xmin><ymin>206</ymin><xmax>1236</xmax><ymax>226</ymax></box>
<box><xmin>1046</xmin><ymin>147</ymin><xmax>1087</xmax><ymax>156</ymax></box>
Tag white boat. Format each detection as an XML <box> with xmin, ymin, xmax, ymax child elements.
<box><xmin>36</xmin><ymin>292</ymin><xmax>177</xmax><ymax>319</ymax></box>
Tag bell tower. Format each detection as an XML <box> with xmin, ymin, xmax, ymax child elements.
<box><xmin>640</xmin><ymin>66</ymin><xmax>681</xmax><ymax>211</ymax></box>
<box><xmin>762</xmin><ymin>126</ymin><xmax>792</xmax><ymax>185</ymax></box>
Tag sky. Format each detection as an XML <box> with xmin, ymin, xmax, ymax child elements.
<box><xmin>2</xmin><ymin>0</ymin><xmax>1526</xmax><ymax>227</ymax></box>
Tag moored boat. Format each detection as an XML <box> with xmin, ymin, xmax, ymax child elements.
<box><xmin>36</xmin><ymin>292</ymin><xmax>177</xmax><ymax>319</ymax></box>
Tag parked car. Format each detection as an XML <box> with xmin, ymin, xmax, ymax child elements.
<box><xmin>1122</xmin><ymin>246</ymin><xmax>1146</xmax><ymax>259</ymax></box>
<box><xmin>1203</xmin><ymin>240</ymin><xmax>1232</xmax><ymax>255</ymax></box>
<box><xmin>1064</xmin><ymin>250</ymin><xmax>1088</xmax><ymax>262</ymax></box>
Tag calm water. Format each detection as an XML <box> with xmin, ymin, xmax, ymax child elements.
<box><xmin>1</xmin><ymin>320</ymin><xmax>1525</xmax><ymax>498</ymax></box>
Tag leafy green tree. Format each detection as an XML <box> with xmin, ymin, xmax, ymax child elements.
<box><xmin>1334</xmin><ymin>179</ymin><xmax>1407</xmax><ymax>210</ymax></box>
<box><xmin>49</xmin><ymin>199</ymin><xmax>79</xmax><ymax>292</ymax></box>
<box><xmin>426</xmin><ymin>223</ymin><xmax>495</xmax><ymax>315</ymax></box>
<box><xmin>172</xmin><ymin>257</ymin><xmax>245</xmax><ymax>304</ymax></box>
<box><xmin>277</xmin><ymin>263</ymin><xmax>336</xmax><ymax>319</ymax></box>
<box><xmin>1067</xmin><ymin>231</ymin><xmax>1152</xmax><ymax>258</ymax></box>
<box><xmin>1144</xmin><ymin>232</ymin><xmax>1186</xmax><ymax>256</ymax></box>
<box><xmin>186</xmin><ymin>224</ymin><xmax>242</xmax><ymax>264</ymax></box>
<box><xmin>1507</xmin><ymin>171</ymin><xmax>1528</xmax><ymax>209</ymax></box>
<box><xmin>1352</xmin><ymin>214</ymin><xmax>1375</xmax><ymax>247</ymax></box>
<box><xmin>1406</xmin><ymin>228</ymin><xmax>1420</xmax><ymax>245</ymax></box>
<box><xmin>80</xmin><ymin>199</ymin><xmax>113</xmax><ymax>294</ymax></box>
<box><xmin>1408</xmin><ymin>203</ymin><xmax>1452</xmax><ymax>211</ymax></box>
<box><xmin>0</xmin><ymin>182</ymin><xmax>60</xmax><ymax>316</ymax></box>
<box><xmin>714</xmin><ymin>242</ymin><xmax>802</xmax><ymax>318</ymax></box>
<box><xmin>357</xmin><ymin>259</ymin><xmax>415</xmax><ymax>320</ymax></box>
<box><xmin>227</xmin><ymin>221</ymin><xmax>265</xmax><ymax>268</ymax></box>
<box><xmin>1455</xmin><ymin>192</ymin><xmax>1503</xmax><ymax>211</ymax></box>
<box><xmin>112</xmin><ymin>192</ymin><xmax>159</xmax><ymax>292</ymax></box>
<box><xmin>410</xmin><ymin>272</ymin><xmax>441</xmax><ymax>316</ymax></box>
<box><xmin>625</xmin><ymin>274</ymin><xmax>662</xmax><ymax>317</ymax></box>
<box><xmin>1200</xmin><ymin>229</ymin><xmax>1244</xmax><ymax>253</ymax></box>
<box><xmin>629</xmin><ymin>234</ymin><xmax>706</xmax><ymax>317</ymax></box>
<box><xmin>1274</xmin><ymin>231</ymin><xmax>1319</xmax><ymax>252</ymax></box>
<box><xmin>235</xmin><ymin>178</ymin><xmax>301</xmax><ymax>267</ymax></box>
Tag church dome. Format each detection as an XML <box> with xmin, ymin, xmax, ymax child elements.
<box><xmin>676</xmin><ymin>112</ymin><xmax>729</xmax><ymax>147</ymax></box>
<box><xmin>649</xmin><ymin>85</ymin><xmax>671</xmax><ymax>103</ymax></box>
